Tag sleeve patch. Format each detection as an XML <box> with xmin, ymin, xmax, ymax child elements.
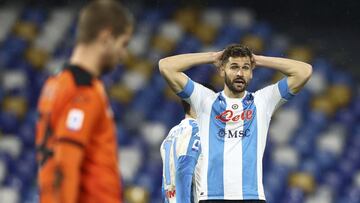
<box><xmin>66</xmin><ymin>109</ymin><xmax>85</xmax><ymax>131</ymax></box>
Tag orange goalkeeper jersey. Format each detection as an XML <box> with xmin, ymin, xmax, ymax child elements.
<box><xmin>36</xmin><ymin>64</ymin><xmax>122</xmax><ymax>203</ymax></box>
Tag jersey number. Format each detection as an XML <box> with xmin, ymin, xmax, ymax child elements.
<box><xmin>163</xmin><ymin>140</ymin><xmax>172</xmax><ymax>186</ymax></box>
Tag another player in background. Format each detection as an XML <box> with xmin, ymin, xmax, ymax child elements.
<box><xmin>35</xmin><ymin>1</ymin><xmax>133</xmax><ymax>203</ymax></box>
<box><xmin>161</xmin><ymin>99</ymin><xmax>200</xmax><ymax>203</ymax></box>
<box><xmin>161</xmin><ymin>84</ymin><xmax>216</xmax><ymax>203</ymax></box>
<box><xmin>159</xmin><ymin>44</ymin><xmax>312</xmax><ymax>203</ymax></box>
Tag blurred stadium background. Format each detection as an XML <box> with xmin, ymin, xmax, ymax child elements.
<box><xmin>0</xmin><ymin>0</ymin><xmax>359</xmax><ymax>202</ymax></box>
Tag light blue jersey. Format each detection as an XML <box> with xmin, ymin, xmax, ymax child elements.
<box><xmin>177</xmin><ymin>77</ymin><xmax>294</xmax><ymax>201</ymax></box>
<box><xmin>160</xmin><ymin>118</ymin><xmax>201</xmax><ymax>203</ymax></box>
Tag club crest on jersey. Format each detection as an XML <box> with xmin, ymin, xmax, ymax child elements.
<box><xmin>215</xmin><ymin>109</ymin><xmax>253</xmax><ymax>122</ymax></box>
<box><xmin>232</xmin><ymin>104</ymin><xmax>239</xmax><ymax>110</ymax></box>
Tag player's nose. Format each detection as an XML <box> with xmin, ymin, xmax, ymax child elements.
<box><xmin>236</xmin><ymin>69</ymin><xmax>244</xmax><ymax>76</ymax></box>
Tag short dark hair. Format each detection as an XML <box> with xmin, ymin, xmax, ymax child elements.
<box><xmin>181</xmin><ymin>83</ymin><xmax>216</xmax><ymax>114</ymax></box>
<box><xmin>76</xmin><ymin>0</ymin><xmax>133</xmax><ymax>43</ymax></box>
<box><xmin>219</xmin><ymin>44</ymin><xmax>254</xmax><ymax>67</ymax></box>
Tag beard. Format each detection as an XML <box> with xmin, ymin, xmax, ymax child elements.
<box><xmin>224</xmin><ymin>73</ymin><xmax>248</xmax><ymax>94</ymax></box>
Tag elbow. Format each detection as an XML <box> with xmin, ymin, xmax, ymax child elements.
<box><xmin>158</xmin><ymin>58</ymin><xmax>169</xmax><ymax>75</ymax></box>
<box><xmin>297</xmin><ymin>63</ymin><xmax>312</xmax><ymax>82</ymax></box>
<box><xmin>303</xmin><ymin>64</ymin><xmax>313</xmax><ymax>80</ymax></box>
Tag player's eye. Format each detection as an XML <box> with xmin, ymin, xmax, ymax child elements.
<box><xmin>242</xmin><ymin>66</ymin><xmax>250</xmax><ymax>70</ymax></box>
<box><xmin>230</xmin><ymin>65</ymin><xmax>239</xmax><ymax>69</ymax></box>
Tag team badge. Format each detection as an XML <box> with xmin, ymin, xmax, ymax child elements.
<box><xmin>232</xmin><ymin>104</ymin><xmax>239</xmax><ymax>110</ymax></box>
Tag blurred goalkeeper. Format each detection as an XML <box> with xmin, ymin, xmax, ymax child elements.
<box><xmin>35</xmin><ymin>1</ymin><xmax>133</xmax><ymax>203</ymax></box>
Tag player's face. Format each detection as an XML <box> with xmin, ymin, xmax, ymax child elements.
<box><xmin>101</xmin><ymin>25</ymin><xmax>133</xmax><ymax>74</ymax></box>
<box><xmin>221</xmin><ymin>56</ymin><xmax>253</xmax><ymax>93</ymax></box>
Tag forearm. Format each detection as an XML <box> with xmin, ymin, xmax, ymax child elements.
<box><xmin>159</xmin><ymin>52</ymin><xmax>215</xmax><ymax>73</ymax></box>
<box><xmin>159</xmin><ymin>52</ymin><xmax>218</xmax><ymax>93</ymax></box>
<box><xmin>254</xmin><ymin>55</ymin><xmax>312</xmax><ymax>93</ymax></box>
<box><xmin>255</xmin><ymin>55</ymin><xmax>312</xmax><ymax>77</ymax></box>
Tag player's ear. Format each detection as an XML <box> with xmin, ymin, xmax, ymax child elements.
<box><xmin>97</xmin><ymin>28</ymin><xmax>113</xmax><ymax>45</ymax></box>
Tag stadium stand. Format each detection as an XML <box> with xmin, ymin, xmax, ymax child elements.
<box><xmin>0</xmin><ymin>3</ymin><xmax>359</xmax><ymax>203</ymax></box>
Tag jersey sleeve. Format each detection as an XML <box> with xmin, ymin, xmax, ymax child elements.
<box><xmin>54</xmin><ymin>89</ymin><xmax>101</xmax><ymax>147</ymax></box>
<box><xmin>176</xmin><ymin>77</ymin><xmax>215</xmax><ymax>114</ymax></box>
<box><xmin>175</xmin><ymin>156</ymin><xmax>197</xmax><ymax>203</ymax></box>
<box><xmin>254</xmin><ymin>77</ymin><xmax>295</xmax><ymax>117</ymax></box>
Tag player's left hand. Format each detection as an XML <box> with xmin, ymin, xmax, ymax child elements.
<box><xmin>251</xmin><ymin>54</ymin><xmax>259</xmax><ymax>69</ymax></box>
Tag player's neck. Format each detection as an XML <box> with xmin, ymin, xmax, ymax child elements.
<box><xmin>185</xmin><ymin>114</ymin><xmax>195</xmax><ymax>119</ymax></box>
<box><xmin>70</xmin><ymin>43</ymin><xmax>102</xmax><ymax>77</ymax></box>
<box><xmin>223</xmin><ymin>85</ymin><xmax>245</xmax><ymax>98</ymax></box>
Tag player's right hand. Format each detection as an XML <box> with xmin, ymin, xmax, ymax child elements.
<box><xmin>212</xmin><ymin>50</ymin><xmax>223</xmax><ymax>68</ymax></box>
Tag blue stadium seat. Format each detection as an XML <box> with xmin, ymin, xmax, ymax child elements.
<box><xmin>116</xmin><ymin>123</ymin><xmax>132</xmax><ymax>146</ymax></box>
<box><xmin>138</xmin><ymin>9</ymin><xmax>164</xmax><ymax>28</ymax></box>
<box><xmin>251</xmin><ymin>21</ymin><xmax>272</xmax><ymax>41</ymax></box>
<box><xmin>281</xmin><ymin>187</ymin><xmax>305</xmax><ymax>203</ymax></box>
<box><xmin>312</xmin><ymin>58</ymin><xmax>332</xmax><ymax>80</ymax></box>
<box><xmin>336</xmin><ymin>159</ymin><xmax>357</xmax><ymax>184</ymax></box>
<box><xmin>21</xmin><ymin>8</ymin><xmax>47</xmax><ymax>26</ymax></box>
<box><xmin>18</xmin><ymin>123</ymin><xmax>35</xmax><ymax>149</ymax></box>
<box><xmin>321</xmin><ymin>171</ymin><xmax>344</xmax><ymax>193</ymax></box>
<box><xmin>1</xmin><ymin>36</ymin><xmax>28</xmax><ymax>56</ymax></box>
<box><xmin>0</xmin><ymin>112</ymin><xmax>19</xmax><ymax>134</ymax></box>
<box><xmin>335</xmin><ymin>108</ymin><xmax>356</xmax><ymax>129</ymax></box>
<box><xmin>299</xmin><ymin>158</ymin><xmax>322</xmax><ymax>181</ymax></box>
<box><xmin>175</xmin><ymin>35</ymin><xmax>202</xmax><ymax>54</ymax></box>
<box><xmin>314</xmin><ymin>149</ymin><xmax>337</xmax><ymax>172</ymax></box>
<box><xmin>3</xmin><ymin>174</ymin><xmax>24</xmax><ymax>192</ymax></box>
<box><xmin>330</xmin><ymin>69</ymin><xmax>354</xmax><ymax>87</ymax></box>
<box><xmin>337</xmin><ymin>186</ymin><xmax>360</xmax><ymax>203</ymax></box>
<box><xmin>214</xmin><ymin>24</ymin><xmax>243</xmax><ymax>48</ymax></box>
<box><xmin>291</xmin><ymin>127</ymin><xmax>317</xmax><ymax>158</ymax></box>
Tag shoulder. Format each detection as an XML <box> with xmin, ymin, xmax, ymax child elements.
<box><xmin>47</xmin><ymin>68</ymin><xmax>101</xmax><ymax>111</ymax></box>
<box><xmin>64</xmin><ymin>65</ymin><xmax>94</xmax><ymax>86</ymax></box>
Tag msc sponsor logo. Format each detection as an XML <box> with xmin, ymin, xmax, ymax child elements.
<box><xmin>217</xmin><ymin>128</ymin><xmax>250</xmax><ymax>139</ymax></box>
<box><xmin>215</xmin><ymin>109</ymin><xmax>253</xmax><ymax>122</ymax></box>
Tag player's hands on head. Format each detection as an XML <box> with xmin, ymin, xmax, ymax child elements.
<box><xmin>212</xmin><ymin>50</ymin><xmax>224</xmax><ymax>68</ymax></box>
<box><xmin>251</xmin><ymin>54</ymin><xmax>258</xmax><ymax>69</ymax></box>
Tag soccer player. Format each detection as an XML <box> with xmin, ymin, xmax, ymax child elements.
<box><xmin>35</xmin><ymin>1</ymin><xmax>133</xmax><ymax>203</ymax></box>
<box><xmin>159</xmin><ymin>44</ymin><xmax>312</xmax><ymax>203</ymax></box>
<box><xmin>161</xmin><ymin>84</ymin><xmax>216</xmax><ymax>203</ymax></box>
<box><xmin>160</xmin><ymin>100</ymin><xmax>200</xmax><ymax>203</ymax></box>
